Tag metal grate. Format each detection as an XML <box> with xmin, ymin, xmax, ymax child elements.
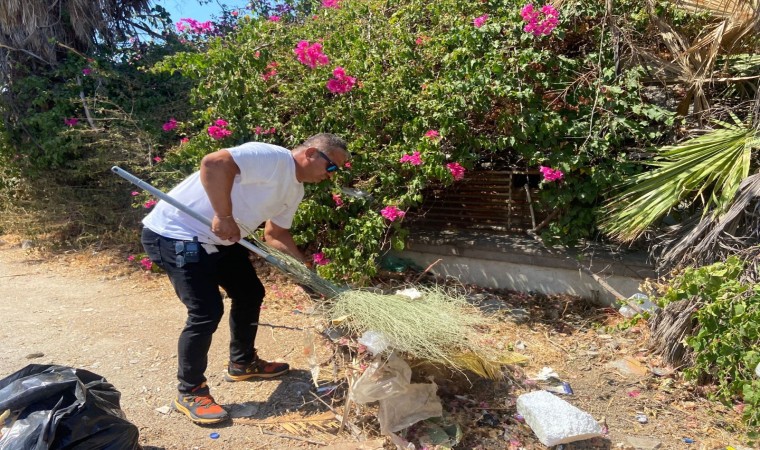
<box><xmin>409</xmin><ymin>170</ymin><xmax>545</xmax><ymax>233</ymax></box>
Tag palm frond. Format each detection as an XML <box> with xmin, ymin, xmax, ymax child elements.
<box><xmin>600</xmin><ymin>115</ymin><xmax>757</xmax><ymax>242</ymax></box>
<box><xmin>658</xmin><ymin>173</ymin><xmax>760</xmax><ymax>269</ymax></box>
<box><xmin>675</xmin><ymin>0</ymin><xmax>758</xmax><ymax>20</ymax></box>
<box><xmin>637</xmin><ymin>0</ymin><xmax>760</xmax><ymax>114</ymax></box>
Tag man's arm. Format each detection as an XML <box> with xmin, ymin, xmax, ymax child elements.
<box><xmin>264</xmin><ymin>220</ymin><xmax>309</xmax><ymax>264</ymax></box>
<box><xmin>200</xmin><ymin>150</ymin><xmax>241</xmax><ymax>242</ymax></box>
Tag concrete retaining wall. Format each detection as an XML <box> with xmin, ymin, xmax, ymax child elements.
<box><xmin>397</xmin><ymin>230</ymin><xmax>655</xmax><ymax>306</ymax></box>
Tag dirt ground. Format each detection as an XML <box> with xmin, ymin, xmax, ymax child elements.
<box><xmin>0</xmin><ymin>237</ymin><xmax>752</xmax><ymax>449</ymax></box>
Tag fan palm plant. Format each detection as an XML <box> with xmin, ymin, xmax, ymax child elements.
<box><xmin>600</xmin><ymin>113</ymin><xmax>758</xmax><ymax>241</ymax></box>
<box><xmin>629</xmin><ymin>0</ymin><xmax>759</xmax><ymax>115</ymax></box>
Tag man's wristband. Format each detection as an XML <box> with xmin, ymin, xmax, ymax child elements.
<box><xmin>215</xmin><ymin>214</ymin><xmax>233</xmax><ymax>219</ymax></box>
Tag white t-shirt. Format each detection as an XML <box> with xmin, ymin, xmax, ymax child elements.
<box><xmin>142</xmin><ymin>142</ymin><xmax>304</xmax><ymax>245</ymax></box>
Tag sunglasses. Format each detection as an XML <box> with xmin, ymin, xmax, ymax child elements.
<box><xmin>317</xmin><ymin>150</ymin><xmax>339</xmax><ymax>173</ymax></box>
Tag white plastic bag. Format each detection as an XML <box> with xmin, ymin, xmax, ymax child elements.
<box><xmin>358</xmin><ymin>330</ymin><xmax>391</xmax><ymax>355</ymax></box>
<box><xmin>378</xmin><ymin>382</ymin><xmax>442</xmax><ymax>433</ymax></box>
<box><xmin>351</xmin><ymin>353</ymin><xmax>411</xmax><ymax>404</ymax></box>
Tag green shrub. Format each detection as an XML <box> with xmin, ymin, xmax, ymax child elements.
<box><xmin>152</xmin><ymin>0</ymin><xmax>675</xmax><ymax>281</ymax></box>
<box><xmin>657</xmin><ymin>256</ymin><xmax>760</xmax><ymax>432</ymax></box>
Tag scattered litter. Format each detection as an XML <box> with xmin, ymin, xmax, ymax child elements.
<box><xmin>316</xmin><ymin>385</ymin><xmax>338</xmax><ymax>395</ymax></box>
<box><xmin>618</xmin><ymin>293</ymin><xmax>660</xmax><ymax>318</ymax></box>
<box><xmin>476</xmin><ymin>412</ymin><xmax>500</xmax><ymax>428</ymax></box>
<box><xmin>351</xmin><ymin>353</ymin><xmax>411</xmax><ymax>404</ymax></box>
<box><xmin>513</xmin><ymin>413</ymin><xmax>525</xmax><ymax>423</ymax></box>
<box><xmin>304</xmin><ymin>331</ymin><xmax>320</xmax><ymax>387</ymax></box>
<box><xmin>533</xmin><ymin>367</ymin><xmax>560</xmax><ymax>381</ymax></box>
<box><xmin>209</xmin><ymin>432</ymin><xmax>219</xmax><ymax>439</ymax></box>
<box><xmin>627</xmin><ymin>389</ymin><xmax>641</xmax><ymax>398</ymax></box>
<box><xmin>415</xmin><ymin>417</ymin><xmax>463</xmax><ymax>448</ymax></box>
<box><xmin>357</xmin><ymin>330</ymin><xmax>391</xmax><ymax>356</ymax></box>
<box><xmin>323</xmin><ymin>327</ymin><xmax>344</xmax><ymax>342</ymax></box>
<box><xmin>682</xmin><ymin>437</ymin><xmax>695</xmax><ymax>444</ymax></box>
<box><xmin>547</xmin><ymin>382</ymin><xmax>573</xmax><ymax>395</ymax></box>
<box><xmin>607</xmin><ymin>357</ymin><xmax>648</xmax><ymax>378</ymax></box>
<box><xmin>155</xmin><ymin>405</ymin><xmax>172</xmax><ymax>415</ymax></box>
<box><xmin>650</xmin><ymin>366</ymin><xmax>675</xmax><ymax>377</ymax></box>
<box><xmin>516</xmin><ymin>390</ymin><xmax>604</xmax><ymax>446</ymax></box>
<box><xmin>515</xmin><ymin>341</ymin><xmax>527</xmax><ymax>351</ymax></box>
<box><xmin>395</xmin><ymin>288</ymin><xmax>422</xmax><ymax>300</ymax></box>
<box><xmin>351</xmin><ymin>353</ymin><xmax>442</xmax><ymax>433</ymax></box>
<box><xmin>635</xmin><ymin>413</ymin><xmax>648</xmax><ymax>424</ymax></box>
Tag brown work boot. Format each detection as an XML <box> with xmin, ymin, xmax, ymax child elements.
<box><xmin>225</xmin><ymin>351</ymin><xmax>289</xmax><ymax>381</ymax></box>
<box><xmin>173</xmin><ymin>383</ymin><xmax>229</xmax><ymax>424</ymax></box>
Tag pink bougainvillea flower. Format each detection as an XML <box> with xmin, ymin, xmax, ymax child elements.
<box><xmin>127</xmin><ymin>255</ymin><xmax>135</xmax><ymax>262</ymax></box>
<box><xmin>214</xmin><ymin>119</ymin><xmax>228</xmax><ymax>127</ymax></box>
<box><xmin>399</xmin><ymin>151</ymin><xmax>423</xmax><ymax>166</ymax></box>
<box><xmin>344</xmin><ymin>161</ymin><xmax>351</xmax><ymax>168</ymax></box>
<box><xmin>176</xmin><ymin>18</ymin><xmax>214</xmax><ymax>34</ymax></box>
<box><xmin>294</xmin><ymin>40</ymin><xmax>330</xmax><ymax>69</ymax></box>
<box><xmin>253</xmin><ymin>126</ymin><xmax>276</xmax><ymax>135</ymax></box>
<box><xmin>332</xmin><ymin>193</ymin><xmax>343</xmax><ymax>206</ymax></box>
<box><xmin>446</xmin><ymin>162</ymin><xmax>466</xmax><ymax>180</ymax></box>
<box><xmin>144</xmin><ymin>199</ymin><xmax>157</xmax><ymax>208</ymax></box>
<box><xmin>269</xmin><ymin>15</ymin><xmax>281</xmax><ymax>22</ymax></box>
<box><xmin>539</xmin><ymin>165</ymin><xmax>564</xmax><ymax>182</ymax></box>
<box><xmin>82</xmin><ymin>68</ymin><xmax>92</xmax><ymax>76</ymax></box>
<box><xmin>313</xmin><ymin>252</ymin><xmax>331</xmax><ymax>265</ymax></box>
<box><xmin>473</xmin><ymin>14</ymin><xmax>489</xmax><ymax>28</ymax></box>
<box><xmin>424</xmin><ymin>129</ymin><xmax>440</xmax><ymax>139</ymax></box>
<box><xmin>326</xmin><ymin>66</ymin><xmax>357</xmax><ymax>94</ymax></box>
<box><xmin>153</xmin><ymin>156</ymin><xmax>162</xmax><ymax>163</ymax></box>
<box><xmin>231</xmin><ymin>10</ymin><xmax>239</xmax><ymax>16</ymax></box>
<box><xmin>64</xmin><ymin>117</ymin><xmax>78</xmax><ymax>127</ymax></box>
<box><xmin>262</xmin><ymin>61</ymin><xmax>278</xmax><ymax>80</ymax></box>
<box><xmin>140</xmin><ymin>257</ymin><xmax>153</xmax><ymax>271</ymax></box>
<box><xmin>521</xmin><ymin>3</ymin><xmax>559</xmax><ymax>36</ymax></box>
<box><xmin>180</xmin><ymin>137</ymin><xmax>190</xmax><ymax>144</ymax></box>
<box><xmin>130</xmin><ymin>191</ymin><xmax>139</xmax><ymax>196</ymax></box>
<box><xmin>207</xmin><ymin>125</ymin><xmax>232</xmax><ymax>140</ymax></box>
<box><xmin>322</xmin><ymin>0</ymin><xmax>341</xmax><ymax>8</ymax></box>
<box><xmin>162</xmin><ymin>118</ymin><xmax>177</xmax><ymax>132</ymax></box>
<box><xmin>381</xmin><ymin>205</ymin><xmax>406</xmax><ymax>221</ymax></box>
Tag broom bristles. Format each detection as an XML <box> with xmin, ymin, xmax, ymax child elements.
<box><xmin>329</xmin><ymin>287</ymin><xmax>504</xmax><ymax>378</ymax></box>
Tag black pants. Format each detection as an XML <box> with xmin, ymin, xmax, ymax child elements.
<box><xmin>141</xmin><ymin>228</ymin><xmax>265</xmax><ymax>393</ymax></box>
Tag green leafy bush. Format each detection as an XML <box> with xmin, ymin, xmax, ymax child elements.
<box><xmin>152</xmin><ymin>0</ymin><xmax>674</xmax><ymax>282</ymax></box>
<box><xmin>657</xmin><ymin>257</ymin><xmax>760</xmax><ymax>431</ymax></box>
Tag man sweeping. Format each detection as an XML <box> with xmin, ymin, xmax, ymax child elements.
<box><xmin>140</xmin><ymin>133</ymin><xmax>350</xmax><ymax>424</ymax></box>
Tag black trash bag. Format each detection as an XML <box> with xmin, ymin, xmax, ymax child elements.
<box><xmin>0</xmin><ymin>364</ymin><xmax>139</xmax><ymax>450</ymax></box>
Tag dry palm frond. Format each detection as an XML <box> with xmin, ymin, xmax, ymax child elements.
<box><xmin>632</xmin><ymin>0</ymin><xmax>760</xmax><ymax>115</ymax></box>
<box><xmin>649</xmin><ymin>296</ymin><xmax>701</xmax><ymax>366</ymax></box>
<box><xmin>327</xmin><ymin>287</ymin><xmax>502</xmax><ymax>378</ymax></box>
<box><xmin>0</xmin><ymin>0</ymin><xmax>153</xmax><ymax>69</ymax></box>
<box><xmin>657</xmin><ymin>172</ymin><xmax>760</xmax><ymax>269</ymax></box>
<box><xmin>675</xmin><ymin>0</ymin><xmax>758</xmax><ymax>20</ymax></box>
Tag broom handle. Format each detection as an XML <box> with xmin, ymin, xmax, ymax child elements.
<box><xmin>111</xmin><ymin>166</ymin><xmax>288</xmax><ymax>270</ymax></box>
